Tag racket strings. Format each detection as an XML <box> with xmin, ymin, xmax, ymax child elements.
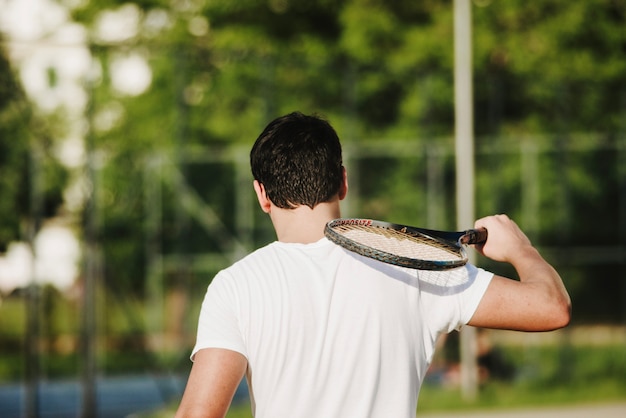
<box><xmin>333</xmin><ymin>224</ymin><xmax>462</xmax><ymax>262</ymax></box>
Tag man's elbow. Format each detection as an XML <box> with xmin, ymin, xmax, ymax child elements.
<box><xmin>544</xmin><ymin>297</ymin><xmax>572</xmax><ymax>331</ymax></box>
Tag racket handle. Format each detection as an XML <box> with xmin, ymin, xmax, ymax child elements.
<box><xmin>460</xmin><ymin>227</ymin><xmax>488</xmax><ymax>245</ymax></box>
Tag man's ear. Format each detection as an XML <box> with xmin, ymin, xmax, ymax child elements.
<box><xmin>338</xmin><ymin>166</ymin><xmax>348</xmax><ymax>201</ymax></box>
<box><xmin>253</xmin><ymin>180</ymin><xmax>272</xmax><ymax>213</ymax></box>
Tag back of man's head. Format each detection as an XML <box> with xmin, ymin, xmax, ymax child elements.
<box><xmin>250</xmin><ymin>112</ymin><xmax>344</xmax><ymax>209</ymax></box>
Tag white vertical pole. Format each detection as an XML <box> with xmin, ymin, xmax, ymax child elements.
<box><xmin>454</xmin><ymin>0</ymin><xmax>478</xmax><ymax>401</ymax></box>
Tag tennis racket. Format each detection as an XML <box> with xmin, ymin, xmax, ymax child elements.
<box><xmin>324</xmin><ymin>218</ymin><xmax>487</xmax><ymax>270</ymax></box>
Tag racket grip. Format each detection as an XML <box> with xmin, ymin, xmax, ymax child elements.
<box><xmin>460</xmin><ymin>228</ymin><xmax>488</xmax><ymax>245</ymax></box>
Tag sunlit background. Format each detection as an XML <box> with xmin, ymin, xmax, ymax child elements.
<box><xmin>1</xmin><ymin>0</ymin><xmax>625</xmax><ymax>417</ymax></box>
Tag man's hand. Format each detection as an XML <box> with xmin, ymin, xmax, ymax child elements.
<box><xmin>472</xmin><ymin>214</ymin><xmax>533</xmax><ymax>264</ymax></box>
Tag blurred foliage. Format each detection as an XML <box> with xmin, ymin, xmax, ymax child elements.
<box><xmin>0</xmin><ymin>39</ymin><xmax>29</xmax><ymax>250</ymax></box>
<box><xmin>3</xmin><ymin>0</ymin><xmax>620</xmax><ymax>316</ymax></box>
<box><xmin>0</xmin><ymin>37</ymin><xmax>68</xmax><ymax>251</ymax></box>
<box><xmin>53</xmin><ymin>0</ymin><xmax>626</xmax><ymax>321</ymax></box>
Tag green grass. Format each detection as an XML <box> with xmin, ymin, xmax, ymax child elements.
<box><xmin>416</xmin><ymin>379</ymin><xmax>626</xmax><ymax>413</ymax></box>
<box><xmin>149</xmin><ymin>377</ymin><xmax>626</xmax><ymax>418</ymax></box>
<box><xmin>415</xmin><ymin>343</ymin><xmax>626</xmax><ymax>413</ymax></box>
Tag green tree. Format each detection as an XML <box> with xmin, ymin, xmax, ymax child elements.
<box><xmin>64</xmin><ymin>0</ymin><xmax>626</xmax><ymax>322</ymax></box>
<box><xmin>0</xmin><ymin>37</ymin><xmax>67</xmax><ymax>251</ymax></box>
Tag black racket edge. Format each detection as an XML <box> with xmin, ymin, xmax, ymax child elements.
<box><xmin>326</xmin><ymin>218</ymin><xmax>488</xmax><ymax>247</ymax></box>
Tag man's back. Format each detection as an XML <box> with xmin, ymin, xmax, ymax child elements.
<box><xmin>176</xmin><ymin>113</ymin><xmax>569</xmax><ymax>418</ymax></box>
<box><xmin>193</xmin><ymin>238</ymin><xmax>492</xmax><ymax>417</ymax></box>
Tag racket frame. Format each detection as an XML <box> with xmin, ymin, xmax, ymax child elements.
<box><xmin>324</xmin><ymin>218</ymin><xmax>486</xmax><ymax>270</ymax></box>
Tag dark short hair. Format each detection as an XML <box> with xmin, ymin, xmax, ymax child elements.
<box><xmin>250</xmin><ymin>112</ymin><xmax>344</xmax><ymax>209</ymax></box>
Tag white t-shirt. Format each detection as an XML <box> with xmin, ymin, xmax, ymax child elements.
<box><xmin>192</xmin><ymin>238</ymin><xmax>493</xmax><ymax>418</ymax></box>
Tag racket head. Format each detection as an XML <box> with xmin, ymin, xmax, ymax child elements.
<box><xmin>324</xmin><ymin>218</ymin><xmax>469</xmax><ymax>270</ymax></box>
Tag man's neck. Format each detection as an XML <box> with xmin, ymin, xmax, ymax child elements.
<box><xmin>270</xmin><ymin>200</ymin><xmax>341</xmax><ymax>244</ymax></box>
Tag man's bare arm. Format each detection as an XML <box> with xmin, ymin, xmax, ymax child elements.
<box><xmin>468</xmin><ymin>215</ymin><xmax>571</xmax><ymax>331</ymax></box>
<box><xmin>175</xmin><ymin>348</ymin><xmax>247</xmax><ymax>418</ymax></box>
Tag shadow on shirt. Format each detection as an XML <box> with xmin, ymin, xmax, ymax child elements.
<box><xmin>346</xmin><ymin>250</ymin><xmax>476</xmax><ymax>296</ymax></box>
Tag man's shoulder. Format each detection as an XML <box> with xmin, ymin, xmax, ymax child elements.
<box><xmin>234</xmin><ymin>241</ymin><xmax>280</xmax><ymax>264</ymax></box>
<box><xmin>217</xmin><ymin>239</ymin><xmax>341</xmax><ymax>281</ymax></box>
<box><xmin>216</xmin><ymin>241</ymin><xmax>281</xmax><ymax>277</ymax></box>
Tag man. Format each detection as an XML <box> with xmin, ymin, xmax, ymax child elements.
<box><xmin>175</xmin><ymin>112</ymin><xmax>571</xmax><ymax>418</ymax></box>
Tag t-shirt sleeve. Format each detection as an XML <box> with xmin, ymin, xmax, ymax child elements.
<box><xmin>455</xmin><ymin>265</ymin><xmax>493</xmax><ymax>329</ymax></box>
<box><xmin>419</xmin><ymin>264</ymin><xmax>494</xmax><ymax>336</ymax></box>
<box><xmin>191</xmin><ymin>272</ymin><xmax>248</xmax><ymax>361</ymax></box>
